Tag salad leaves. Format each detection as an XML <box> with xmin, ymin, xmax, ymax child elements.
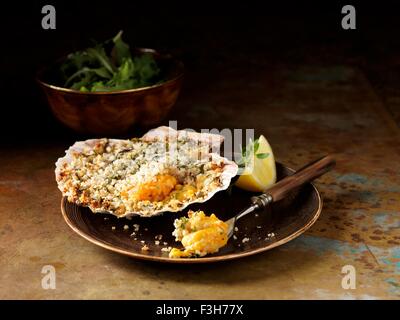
<box><xmin>61</xmin><ymin>31</ymin><xmax>161</xmax><ymax>92</ymax></box>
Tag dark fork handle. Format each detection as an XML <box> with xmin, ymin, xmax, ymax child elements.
<box><xmin>251</xmin><ymin>155</ymin><xmax>336</xmax><ymax>208</ymax></box>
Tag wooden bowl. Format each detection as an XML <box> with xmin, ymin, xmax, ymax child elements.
<box><xmin>37</xmin><ymin>49</ymin><xmax>184</xmax><ymax>135</ymax></box>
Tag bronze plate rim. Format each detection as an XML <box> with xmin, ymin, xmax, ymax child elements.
<box><xmin>60</xmin><ymin>166</ymin><xmax>323</xmax><ymax>264</ymax></box>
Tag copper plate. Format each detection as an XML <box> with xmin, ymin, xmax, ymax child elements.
<box><xmin>61</xmin><ymin>163</ymin><xmax>322</xmax><ymax>263</ymax></box>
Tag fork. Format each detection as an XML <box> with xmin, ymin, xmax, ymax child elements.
<box><xmin>226</xmin><ymin>155</ymin><xmax>336</xmax><ymax>238</ymax></box>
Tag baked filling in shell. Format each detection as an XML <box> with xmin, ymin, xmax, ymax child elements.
<box><xmin>56</xmin><ymin>133</ymin><xmax>237</xmax><ymax>217</ymax></box>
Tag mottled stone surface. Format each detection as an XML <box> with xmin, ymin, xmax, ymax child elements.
<box><xmin>1</xmin><ymin>63</ymin><xmax>399</xmax><ymax>299</ymax></box>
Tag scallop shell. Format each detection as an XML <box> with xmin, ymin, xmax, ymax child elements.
<box><xmin>55</xmin><ymin>126</ymin><xmax>238</xmax><ymax>218</ymax></box>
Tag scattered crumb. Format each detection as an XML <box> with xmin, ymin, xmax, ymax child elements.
<box><xmin>130</xmin><ymin>231</ymin><xmax>136</xmax><ymax>237</ymax></box>
<box><xmin>111</xmin><ymin>226</ymin><xmax>116</xmax><ymax>231</ymax></box>
<box><xmin>255</xmin><ymin>213</ymin><xmax>259</xmax><ymax>217</ymax></box>
<box><xmin>123</xmin><ymin>225</ymin><xmax>129</xmax><ymax>230</ymax></box>
<box><xmin>163</xmin><ymin>242</ymin><xmax>168</xmax><ymax>246</ymax></box>
<box><xmin>256</xmin><ymin>226</ymin><xmax>262</xmax><ymax>229</ymax></box>
<box><xmin>155</xmin><ymin>234</ymin><xmax>163</xmax><ymax>240</ymax></box>
<box><xmin>134</xmin><ymin>238</ymin><xmax>137</xmax><ymax>241</ymax></box>
<box><xmin>155</xmin><ymin>240</ymin><xmax>160</xmax><ymax>245</ymax></box>
<box><xmin>233</xmin><ymin>235</ymin><xmax>237</xmax><ymax>240</ymax></box>
<box><xmin>140</xmin><ymin>240</ymin><xmax>145</xmax><ymax>244</ymax></box>
<box><xmin>161</xmin><ymin>247</ymin><xmax>172</xmax><ymax>252</ymax></box>
<box><xmin>265</xmin><ymin>232</ymin><xmax>276</xmax><ymax>240</ymax></box>
<box><xmin>104</xmin><ymin>217</ymin><xmax>109</xmax><ymax>221</ymax></box>
<box><xmin>242</xmin><ymin>237</ymin><xmax>250</xmax><ymax>243</ymax></box>
<box><xmin>133</xmin><ymin>224</ymin><xmax>140</xmax><ymax>232</ymax></box>
<box><xmin>144</xmin><ymin>228</ymin><xmax>148</xmax><ymax>231</ymax></box>
<box><xmin>234</xmin><ymin>227</ymin><xmax>239</xmax><ymax>232</ymax></box>
<box><xmin>141</xmin><ymin>245</ymin><xmax>149</xmax><ymax>251</ymax></box>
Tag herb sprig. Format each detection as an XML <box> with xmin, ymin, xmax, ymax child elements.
<box><xmin>237</xmin><ymin>138</ymin><xmax>269</xmax><ymax>168</ymax></box>
<box><xmin>178</xmin><ymin>216</ymin><xmax>189</xmax><ymax>229</ymax></box>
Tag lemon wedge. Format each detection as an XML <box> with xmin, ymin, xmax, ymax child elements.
<box><xmin>235</xmin><ymin>135</ymin><xmax>277</xmax><ymax>192</ymax></box>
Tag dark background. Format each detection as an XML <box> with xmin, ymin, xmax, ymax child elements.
<box><xmin>0</xmin><ymin>0</ymin><xmax>399</xmax><ymax>145</ymax></box>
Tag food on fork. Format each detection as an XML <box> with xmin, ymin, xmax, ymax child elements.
<box><xmin>169</xmin><ymin>210</ymin><xmax>229</xmax><ymax>258</ymax></box>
